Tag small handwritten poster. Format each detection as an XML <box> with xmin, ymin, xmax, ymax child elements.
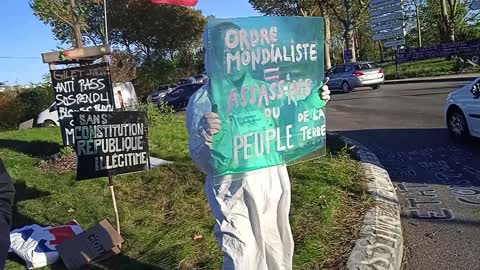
<box><xmin>51</xmin><ymin>63</ymin><xmax>115</xmax><ymax>146</ymax></box>
<box><xmin>205</xmin><ymin>16</ymin><xmax>327</xmax><ymax>177</ymax></box>
<box><xmin>73</xmin><ymin>111</ymin><xmax>150</xmax><ymax>180</ymax></box>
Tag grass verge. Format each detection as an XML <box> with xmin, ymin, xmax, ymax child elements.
<box><xmin>0</xmin><ymin>115</ymin><xmax>369</xmax><ymax>270</ymax></box>
<box><xmin>382</xmin><ymin>58</ymin><xmax>480</xmax><ymax>80</ymax></box>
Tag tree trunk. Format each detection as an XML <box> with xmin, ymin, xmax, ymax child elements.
<box><xmin>379</xmin><ymin>41</ymin><xmax>384</xmax><ymax>63</ymax></box>
<box><xmin>447</xmin><ymin>0</ymin><xmax>457</xmax><ymax>43</ymax></box>
<box><xmin>325</xmin><ymin>16</ymin><xmax>332</xmax><ymax>70</ymax></box>
<box><xmin>70</xmin><ymin>0</ymin><xmax>83</xmax><ymax>48</ymax></box>
<box><xmin>344</xmin><ymin>24</ymin><xmax>356</xmax><ymax>62</ymax></box>
<box><xmin>440</xmin><ymin>0</ymin><xmax>454</xmax><ymax>42</ymax></box>
<box><xmin>354</xmin><ymin>33</ymin><xmax>360</xmax><ymax>60</ymax></box>
<box><xmin>415</xmin><ymin>1</ymin><xmax>422</xmax><ymax>47</ymax></box>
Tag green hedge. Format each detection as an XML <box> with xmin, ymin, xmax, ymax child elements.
<box><xmin>0</xmin><ymin>84</ymin><xmax>53</xmax><ymax>130</ymax></box>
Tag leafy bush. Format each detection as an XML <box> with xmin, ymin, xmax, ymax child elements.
<box><xmin>136</xmin><ymin>100</ymin><xmax>175</xmax><ymax>127</ymax></box>
<box><xmin>0</xmin><ymin>83</ymin><xmax>53</xmax><ymax>130</ymax></box>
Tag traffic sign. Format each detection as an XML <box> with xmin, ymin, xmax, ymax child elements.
<box><xmin>373</xmin><ymin>29</ymin><xmax>404</xmax><ymax>41</ymax></box>
<box><xmin>473</xmin><ymin>0</ymin><xmax>480</xmax><ymax>10</ymax></box>
<box><xmin>371</xmin><ymin>20</ymin><xmax>404</xmax><ymax>32</ymax></box>
<box><xmin>370</xmin><ymin>11</ymin><xmax>404</xmax><ymax>25</ymax></box>
<box><xmin>344</xmin><ymin>50</ymin><xmax>353</xmax><ymax>61</ymax></box>
<box><xmin>384</xmin><ymin>39</ymin><xmax>406</xmax><ymax>48</ymax></box>
<box><xmin>370</xmin><ymin>0</ymin><xmax>400</xmax><ymax>9</ymax></box>
<box><xmin>370</xmin><ymin>4</ymin><xmax>403</xmax><ymax>17</ymax></box>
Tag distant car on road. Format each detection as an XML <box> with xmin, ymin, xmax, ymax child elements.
<box><xmin>164</xmin><ymin>83</ymin><xmax>204</xmax><ymax>110</ymax></box>
<box><xmin>193</xmin><ymin>74</ymin><xmax>209</xmax><ymax>84</ymax></box>
<box><xmin>177</xmin><ymin>77</ymin><xmax>197</xmax><ymax>86</ymax></box>
<box><xmin>145</xmin><ymin>84</ymin><xmax>177</xmax><ymax>104</ymax></box>
<box><xmin>445</xmin><ymin>79</ymin><xmax>480</xmax><ymax>141</ymax></box>
<box><xmin>326</xmin><ymin>62</ymin><xmax>384</xmax><ymax>92</ymax></box>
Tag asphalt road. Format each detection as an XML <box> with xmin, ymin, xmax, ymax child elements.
<box><xmin>327</xmin><ymin>82</ymin><xmax>480</xmax><ymax>270</ymax></box>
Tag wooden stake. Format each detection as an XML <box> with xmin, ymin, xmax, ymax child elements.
<box><xmin>108</xmin><ymin>175</ymin><xmax>121</xmax><ymax>241</ymax></box>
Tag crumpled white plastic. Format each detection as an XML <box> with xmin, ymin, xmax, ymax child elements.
<box><xmin>9</xmin><ymin>221</ymin><xmax>82</xmax><ymax>269</ymax></box>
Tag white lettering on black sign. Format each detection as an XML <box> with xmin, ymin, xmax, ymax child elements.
<box><xmin>73</xmin><ymin>111</ymin><xmax>149</xmax><ymax>181</ymax></box>
<box><xmin>51</xmin><ymin>63</ymin><xmax>115</xmax><ymax>146</ymax></box>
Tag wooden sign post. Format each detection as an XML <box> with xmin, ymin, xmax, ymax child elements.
<box><xmin>108</xmin><ymin>175</ymin><xmax>121</xmax><ymax>237</ymax></box>
<box><xmin>42</xmin><ymin>45</ymin><xmax>128</xmax><ymax>236</ymax></box>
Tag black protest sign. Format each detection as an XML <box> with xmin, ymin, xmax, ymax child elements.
<box><xmin>73</xmin><ymin>111</ymin><xmax>150</xmax><ymax>181</ymax></box>
<box><xmin>51</xmin><ymin>63</ymin><xmax>115</xmax><ymax>146</ymax></box>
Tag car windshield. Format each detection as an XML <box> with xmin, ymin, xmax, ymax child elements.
<box><xmin>355</xmin><ymin>63</ymin><xmax>379</xmax><ymax>70</ymax></box>
<box><xmin>157</xmin><ymin>85</ymin><xmax>169</xmax><ymax>91</ymax></box>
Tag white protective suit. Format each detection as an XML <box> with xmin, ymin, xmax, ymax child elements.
<box><xmin>187</xmin><ymin>26</ymin><xmax>330</xmax><ymax>270</ymax></box>
<box><xmin>186</xmin><ymin>85</ymin><xmax>294</xmax><ymax>270</ymax></box>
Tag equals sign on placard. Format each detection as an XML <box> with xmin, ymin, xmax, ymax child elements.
<box><xmin>264</xmin><ymin>67</ymin><xmax>280</xmax><ymax>82</ymax></box>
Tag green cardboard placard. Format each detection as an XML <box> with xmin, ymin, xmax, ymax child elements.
<box><xmin>205</xmin><ymin>16</ymin><xmax>327</xmax><ymax>177</ymax></box>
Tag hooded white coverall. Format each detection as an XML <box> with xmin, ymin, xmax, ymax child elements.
<box><xmin>187</xmin><ymin>24</ymin><xmax>331</xmax><ymax>270</ymax></box>
<box><xmin>186</xmin><ymin>84</ymin><xmax>294</xmax><ymax>270</ymax></box>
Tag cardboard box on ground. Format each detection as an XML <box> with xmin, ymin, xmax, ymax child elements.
<box><xmin>58</xmin><ymin>219</ymin><xmax>124</xmax><ymax>270</ymax></box>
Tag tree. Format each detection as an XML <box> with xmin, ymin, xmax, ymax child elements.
<box><xmin>31</xmin><ymin>0</ymin><xmax>207</xmax><ymax>91</ymax></box>
<box><xmin>107</xmin><ymin>0</ymin><xmax>206</xmax><ymax>92</ymax></box>
<box><xmin>412</xmin><ymin>0</ymin><xmax>477</xmax><ymax>46</ymax></box>
<box><xmin>323</xmin><ymin>0</ymin><xmax>370</xmax><ymax>62</ymax></box>
<box><xmin>108</xmin><ymin>0</ymin><xmax>206</xmax><ymax>61</ymax></box>
<box><xmin>249</xmin><ymin>0</ymin><xmax>334</xmax><ymax>68</ymax></box>
<box><xmin>441</xmin><ymin>0</ymin><xmax>455</xmax><ymax>42</ymax></box>
<box><xmin>30</xmin><ymin>0</ymin><xmax>105</xmax><ymax>47</ymax></box>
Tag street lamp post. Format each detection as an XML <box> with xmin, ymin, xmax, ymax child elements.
<box><xmin>104</xmin><ymin>0</ymin><xmax>109</xmax><ymax>44</ymax></box>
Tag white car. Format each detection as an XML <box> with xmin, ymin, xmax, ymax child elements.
<box><xmin>36</xmin><ymin>82</ymin><xmax>139</xmax><ymax>127</ymax></box>
<box><xmin>36</xmin><ymin>103</ymin><xmax>59</xmax><ymax>127</ymax></box>
<box><xmin>445</xmin><ymin>78</ymin><xmax>480</xmax><ymax>141</ymax></box>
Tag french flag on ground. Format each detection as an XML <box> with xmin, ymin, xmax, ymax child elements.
<box><xmin>150</xmin><ymin>0</ymin><xmax>198</xmax><ymax>6</ymax></box>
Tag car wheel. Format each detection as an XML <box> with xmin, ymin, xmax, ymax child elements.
<box><xmin>43</xmin><ymin>120</ymin><xmax>57</xmax><ymax>127</ymax></box>
<box><xmin>372</xmin><ymin>84</ymin><xmax>381</xmax><ymax>89</ymax></box>
<box><xmin>342</xmin><ymin>81</ymin><xmax>351</xmax><ymax>93</ymax></box>
<box><xmin>447</xmin><ymin>108</ymin><xmax>471</xmax><ymax>142</ymax></box>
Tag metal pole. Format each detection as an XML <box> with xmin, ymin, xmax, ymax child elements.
<box><xmin>104</xmin><ymin>0</ymin><xmax>109</xmax><ymax>44</ymax></box>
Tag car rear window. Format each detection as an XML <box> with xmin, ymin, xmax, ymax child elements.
<box><xmin>355</xmin><ymin>63</ymin><xmax>379</xmax><ymax>70</ymax></box>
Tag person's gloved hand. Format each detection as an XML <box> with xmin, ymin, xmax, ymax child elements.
<box><xmin>199</xmin><ymin>112</ymin><xmax>222</xmax><ymax>148</ymax></box>
<box><xmin>321</xmin><ymin>84</ymin><xmax>331</xmax><ymax>103</ymax></box>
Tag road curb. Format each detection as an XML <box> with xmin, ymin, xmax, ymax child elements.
<box><xmin>332</xmin><ymin>134</ymin><xmax>404</xmax><ymax>270</ymax></box>
<box><xmin>384</xmin><ymin>75</ymin><xmax>478</xmax><ymax>84</ymax></box>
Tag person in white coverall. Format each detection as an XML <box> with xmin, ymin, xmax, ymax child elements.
<box><xmin>187</xmin><ymin>29</ymin><xmax>331</xmax><ymax>270</ymax></box>
<box><xmin>187</xmin><ymin>84</ymin><xmax>330</xmax><ymax>269</ymax></box>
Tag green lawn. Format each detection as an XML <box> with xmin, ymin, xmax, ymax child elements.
<box><xmin>0</xmin><ymin>114</ymin><xmax>368</xmax><ymax>270</ymax></box>
<box><xmin>382</xmin><ymin>58</ymin><xmax>480</xmax><ymax>80</ymax></box>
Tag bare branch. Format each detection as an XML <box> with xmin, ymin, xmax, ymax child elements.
<box><xmin>325</xmin><ymin>1</ymin><xmax>347</xmax><ymax>25</ymax></box>
<box><xmin>36</xmin><ymin>7</ymin><xmax>73</xmax><ymax>27</ymax></box>
<box><xmin>47</xmin><ymin>0</ymin><xmax>75</xmax><ymax>27</ymax></box>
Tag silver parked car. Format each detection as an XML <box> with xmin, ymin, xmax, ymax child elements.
<box><xmin>326</xmin><ymin>62</ymin><xmax>384</xmax><ymax>92</ymax></box>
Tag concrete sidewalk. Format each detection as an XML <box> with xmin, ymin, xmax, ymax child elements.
<box><xmin>385</xmin><ymin>73</ymin><xmax>480</xmax><ymax>84</ymax></box>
